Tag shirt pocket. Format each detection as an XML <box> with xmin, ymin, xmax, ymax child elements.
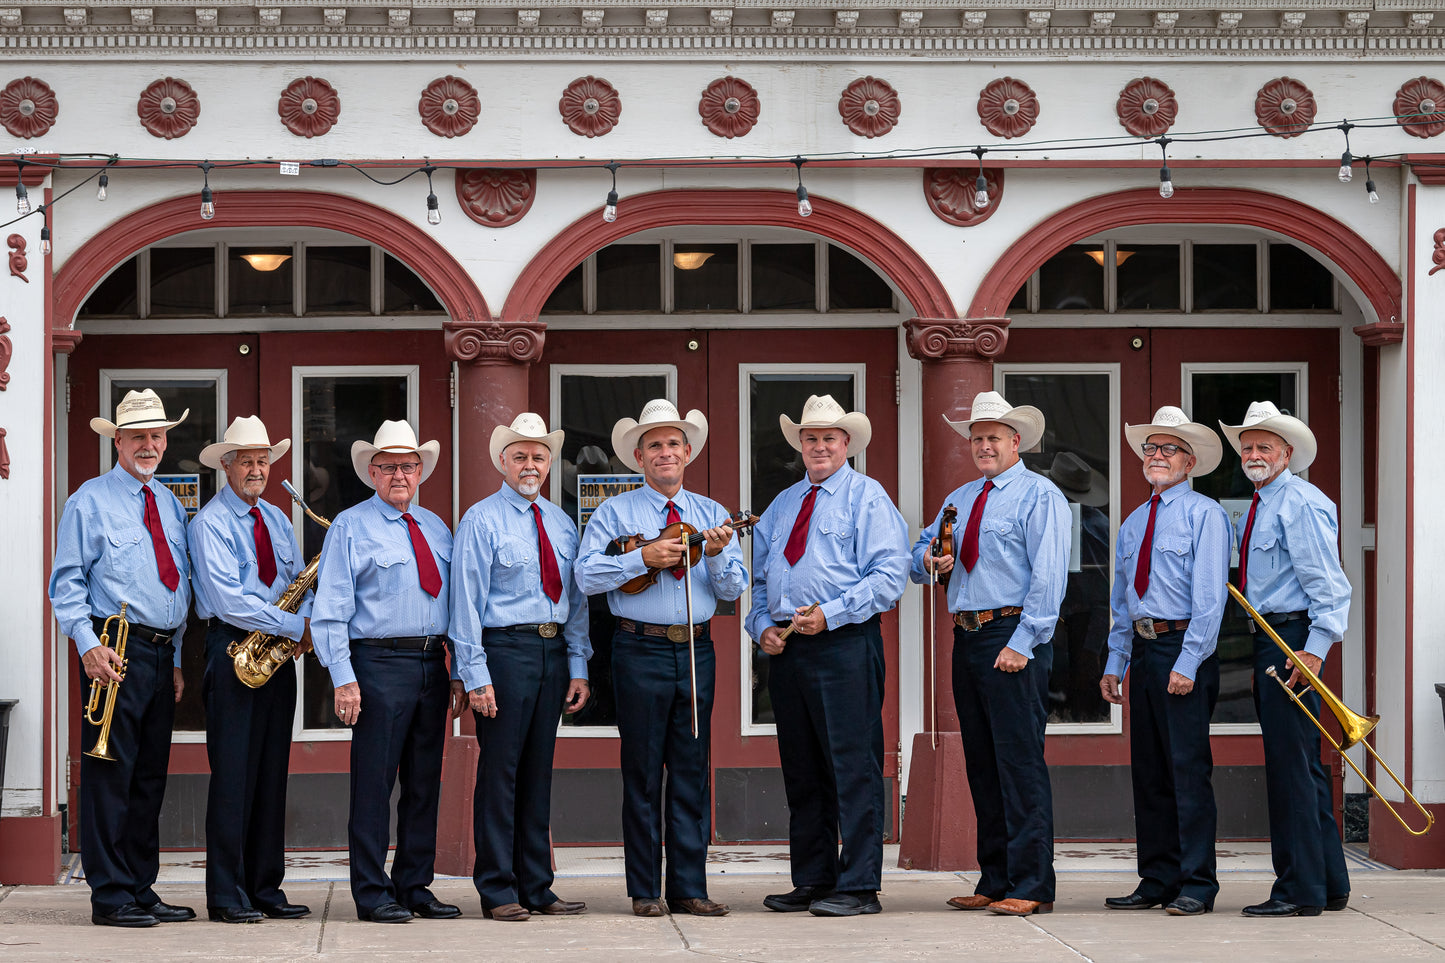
<box><xmin>374</xmin><ymin>549</ymin><xmax>419</xmax><ymax>596</ymax></box>
<box><xmin>105</xmin><ymin>526</ymin><xmax>150</xmax><ymax>582</ymax></box>
<box><xmin>817</xmin><ymin>509</ymin><xmax>855</xmax><ymax>542</ymax></box>
<box><xmin>493</xmin><ymin>533</ymin><xmax>533</xmax><ymax>591</ymax></box>
<box><xmin>978</xmin><ymin>515</ymin><xmax>1018</xmax><ymax>554</ymax></box>
<box><xmin>1249</xmin><ymin>531</ymin><xmax>1282</xmax><ymax>573</ymax></box>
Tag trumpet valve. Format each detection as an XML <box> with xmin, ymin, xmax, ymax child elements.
<box><xmin>1265</xmin><ymin>665</ymin><xmax>1280</xmax><ymax>679</ymax></box>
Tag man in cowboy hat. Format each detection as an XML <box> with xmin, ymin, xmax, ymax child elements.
<box><xmin>49</xmin><ymin>388</ymin><xmax>197</xmax><ymax>927</ymax></box>
<box><xmin>450</xmin><ymin>413</ymin><xmax>593</xmax><ymax>922</ymax></box>
<box><xmin>575</xmin><ymin>399</ymin><xmax>746</xmax><ymax>918</ymax></box>
<box><xmin>311</xmin><ymin>420</ymin><xmax>466</xmax><ymax>924</ymax></box>
<box><xmin>1100</xmin><ymin>406</ymin><xmax>1231</xmax><ymax>917</ymax></box>
<box><xmin>188</xmin><ymin>416</ymin><xmax>311</xmax><ymax>924</ymax></box>
<box><xmin>748</xmin><ymin>395</ymin><xmax>909</xmax><ymax>918</ymax></box>
<box><xmin>1220</xmin><ymin>401</ymin><xmax>1351</xmax><ymax>918</ymax></box>
<box><xmin>910</xmin><ymin>390</ymin><xmax>1069</xmax><ymax>917</ymax></box>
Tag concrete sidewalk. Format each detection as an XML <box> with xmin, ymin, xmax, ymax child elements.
<box><xmin>3</xmin><ymin>846</ymin><xmax>1444</xmax><ymax>962</ymax></box>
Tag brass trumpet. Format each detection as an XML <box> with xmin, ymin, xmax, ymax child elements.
<box><xmin>1229</xmin><ymin>583</ymin><xmax>1434</xmax><ymax>837</ymax></box>
<box><xmin>83</xmin><ymin>603</ymin><xmax>129</xmax><ymax>762</ymax></box>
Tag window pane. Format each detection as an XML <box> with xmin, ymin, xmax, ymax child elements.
<box><xmin>150</xmin><ymin>248</ymin><xmax>216</xmax><ymax>318</ymax></box>
<box><xmin>78</xmin><ymin>256</ymin><xmax>139</xmax><ymax>318</ymax></box>
<box><xmin>1008</xmin><ymin>280</ymin><xmax>1028</xmax><ymax>313</ymax></box>
<box><xmin>1269</xmin><ymin>244</ymin><xmax>1335</xmax><ymax>311</ymax></box>
<box><xmin>751</xmin><ymin>243</ymin><xmax>816</xmax><ymax>311</ymax></box>
<box><xmin>1038</xmin><ymin>245</ymin><xmax>1103</xmax><ymax>311</ymax></box>
<box><xmin>673</xmin><ymin>244</ymin><xmax>739</xmax><ymax>312</ymax></box>
<box><xmin>542</xmin><ymin>262</ymin><xmax>585</xmax><ymax>314</ymax></box>
<box><xmin>228</xmin><ymin>248</ymin><xmax>295</xmax><ymax>317</ymax></box>
<box><xmin>596</xmin><ymin>245</ymin><xmax>661</xmax><ymax>312</ymax></box>
<box><xmin>382</xmin><ymin>253</ymin><xmax>443</xmax><ymax>314</ymax></box>
<box><xmin>1116</xmin><ymin>244</ymin><xmax>1180</xmax><ymax>311</ymax></box>
<box><xmin>828</xmin><ymin>245</ymin><xmax>894</xmax><ymax>311</ymax></box>
<box><xmin>306</xmin><ymin>246</ymin><xmax>370</xmax><ymax>316</ymax></box>
<box><xmin>1193</xmin><ymin>244</ymin><xmax>1258</xmax><ymax>311</ymax></box>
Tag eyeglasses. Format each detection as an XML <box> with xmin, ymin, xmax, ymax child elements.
<box><xmin>1140</xmin><ymin>443</ymin><xmax>1190</xmax><ymax>457</ymax></box>
<box><xmin>371</xmin><ymin>462</ymin><xmax>422</xmax><ymax>476</ymax></box>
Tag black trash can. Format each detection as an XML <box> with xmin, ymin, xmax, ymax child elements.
<box><xmin>0</xmin><ymin>700</ymin><xmax>16</xmax><ymax>812</ymax></box>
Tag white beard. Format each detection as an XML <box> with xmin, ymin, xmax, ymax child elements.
<box><xmin>1244</xmin><ymin>462</ymin><xmax>1273</xmax><ymax>483</ymax></box>
<box><xmin>518</xmin><ymin>475</ymin><xmax>542</xmax><ymax>497</ymax></box>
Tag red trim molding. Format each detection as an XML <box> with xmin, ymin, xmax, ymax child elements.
<box><xmin>53</xmin><ymin>190</ymin><xmax>491</xmax><ymax>332</ymax></box>
<box><xmin>0</xmin><ymin>815</ymin><xmax>62</xmax><ymax>883</ymax></box>
<box><xmin>967</xmin><ymin>188</ymin><xmax>1402</xmax><ymax>328</ymax></box>
<box><xmin>1407</xmin><ymin>155</ymin><xmax>1445</xmax><ymax>185</ymax></box>
<box><xmin>1369</xmin><ymin>799</ymin><xmax>1445</xmax><ymax>868</ymax></box>
<box><xmin>501</xmin><ymin>188</ymin><xmax>956</xmax><ymax>323</ymax></box>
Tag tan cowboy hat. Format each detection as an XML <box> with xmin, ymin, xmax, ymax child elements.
<box><xmin>351</xmin><ymin>420</ymin><xmax>441</xmax><ymax>489</ymax></box>
<box><xmin>944</xmin><ymin>390</ymin><xmax>1045</xmax><ymax>452</ymax></box>
<box><xmin>90</xmin><ymin>388</ymin><xmax>189</xmax><ymax>438</ymax></box>
<box><xmin>611</xmin><ymin>399</ymin><xmax>708</xmax><ymax>473</ymax></box>
<box><xmin>1219</xmin><ymin>400</ymin><xmax>1317</xmax><ymax>473</ymax></box>
<box><xmin>489</xmin><ymin>413</ymin><xmax>564</xmax><ymax>472</ymax></box>
<box><xmin>1125</xmin><ymin>406</ymin><xmax>1223</xmax><ymax>477</ymax></box>
<box><xmin>779</xmin><ymin>394</ymin><xmax>872</xmax><ymax>457</ymax></box>
<box><xmin>199</xmin><ymin>415</ymin><xmax>292</xmax><ymax>470</ymax></box>
<box><xmin>1040</xmin><ymin>452</ymin><xmax>1109</xmax><ymax>507</ymax></box>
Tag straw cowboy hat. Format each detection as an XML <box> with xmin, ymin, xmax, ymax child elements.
<box><xmin>199</xmin><ymin>416</ymin><xmax>291</xmax><ymax>471</ymax></box>
<box><xmin>779</xmin><ymin>394</ymin><xmax>872</xmax><ymax>457</ymax></box>
<box><xmin>1125</xmin><ymin>406</ymin><xmax>1223</xmax><ymax>477</ymax></box>
<box><xmin>351</xmin><ymin>420</ymin><xmax>441</xmax><ymax>488</ymax></box>
<box><xmin>611</xmin><ymin>399</ymin><xmax>708</xmax><ymax>473</ymax></box>
<box><xmin>944</xmin><ymin>391</ymin><xmax>1045</xmax><ymax>452</ymax></box>
<box><xmin>1219</xmin><ymin>400</ymin><xmax>1317</xmax><ymax>473</ymax></box>
<box><xmin>489</xmin><ymin>413</ymin><xmax>564</xmax><ymax>472</ymax></box>
<box><xmin>90</xmin><ymin>388</ymin><xmax>188</xmax><ymax>438</ymax></box>
<box><xmin>1040</xmin><ymin>452</ymin><xmax>1109</xmax><ymax>507</ymax></box>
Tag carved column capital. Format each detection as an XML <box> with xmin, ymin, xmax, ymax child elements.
<box><xmin>52</xmin><ymin>328</ymin><xmax>83</xmax><ymax>354</ymax></box>
<box><xmin>1353</xmin><ymin>320</ymin><xmax>1405</xmax><ymax>346</ymax></box>
<box><xmin>905</xmin><ymin>317</ymin><xmax>1009</xmax><ymax>361</ymax></box>
<box><xmin>443</xmin><ymin>319</ymin><xmax>545</xmax><ymax>365</ymax></box>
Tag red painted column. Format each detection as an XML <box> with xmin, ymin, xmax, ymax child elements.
<box><xmin>898</xmin><ymin>316</ymin><xmax>1009</xmax><ymax>872</ymax></box>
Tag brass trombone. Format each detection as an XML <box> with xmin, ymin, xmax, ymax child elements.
<box><xmin>1228</xmin><ymin>583</ymin><xmax>1434</xmax><ymax>837</ymax></box>
<box><xmin>83</xmin><ymin>602</ymin><xmax>129</xmax><ymax>762</ymax></box>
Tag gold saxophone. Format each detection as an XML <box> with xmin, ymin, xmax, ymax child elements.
<box><xmin>229</xmin><ymin>480</ymin><xmax>331</xmax><ymax>689</ymax></box>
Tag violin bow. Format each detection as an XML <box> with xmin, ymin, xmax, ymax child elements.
<box><xmin>928</xmin><ymin>540</ymin><xmax>937</xmax><ymax>751</ymax></box>
<box><xmin>684</xmin><ymin>533</ymin><xmax>699</xmax><ymax>739</ymax></box>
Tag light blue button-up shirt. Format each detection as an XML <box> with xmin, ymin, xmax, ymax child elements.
<box><xmin>189</xmin><ymin>483</ymin><xmax>310</xmax><ymax>640</ymax></box>
<box><xmin>1104</xmin><ymin>481</ymin><xmax>1231</xmax><ymax>681</ymax></box>
<box><xmin>575</xmin><ymin>484</ymin><xmax>747</xmax><ymax>623</ymax></box>
<box><xmin>450</xmin><ymin>484</ymin><xmax>592</xmax><ymax>692</ymax></box>
<box><xmin>910</xmin><ymin>459</ymin><xmax>1070</xmax><ymax>658</ymax></box>
<box><xmin>310</xmin><ymin>492</ymin><xmax>453</xmax><ymax>688</ymax></box>
<box><xmin>49</xmin><ymin>464</ymin><xmax>191</xmax><ymax>666</ymax></box>
<box><xmin>745</xmin><ymin>462</ymin><xmax>910</xmax><ymax>640</ymax></box>
<box><xmin>1235</xmin><ymin>468</ymin><xmax>1351</xmax><ymax>661</ymax></box>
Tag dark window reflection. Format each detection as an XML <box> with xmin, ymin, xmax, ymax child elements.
<box><xmin>305</xmin><ymin>246</ymin><xmax>370</xmax><ymax>316</ymax></box>
<box><xmin>596</xmin><ymin>245</ymin><xmax>661</xmax><ymax>312</ymax></box>
<box><xmin>1194</xmin><ymin>244</ymin><xmax>1258</xmax><ymax>311</ymax></box>
<box><xmin>828</xmin><ymin>244</ymin><xmax>894</xmax><ymax>311</ymax></box>
<box><xmin>228</xmin><ymin>248</ymin><xmax>295</xmax><ymax>317</ymax></box>
<box><xmin>78</xmin><ymin>257</ymin><xmax>139</xmax><ymax>318</ymax></box>
<box><xmin>673</xmin><ymin>244</ymin><xmax>739</xmax><ymax>312</ymax></box>
<box><xmin>1038</xmin><ymin>245</ymin><xmax>1104</xmax><ymax>311</ymax></box>
<box><xmin>752</xmin><ymin>244</ymin><xmax>816</xmax><ymax>311</ymax></box>
<box><xmin>150</xmin><ymin>248</ymin><xmax>216</xmax><ymax>318</ymax></box>
<box><xmin>1117</xmin><ymin>244</ymin><xmax>1180</xmax><ymax>311</ymax></box>
<box><xmin>1269</xmin><ymin>244</ymin><xmax>1335</xmax><ymax>311</ymax></box>
<box><xmin>382</xmin><ymin>253</ymin><xmax>444</xmax><ymax>314</ymax></box>
<box><xmin>542</xmin><ymin>262</ymin><xmax>585</xmax><ymax>314</ymax></box>
<box><xmin>1008</xmin><ymin>281</ymin><xmax>1029</xmax><ymax>313</ymax></box>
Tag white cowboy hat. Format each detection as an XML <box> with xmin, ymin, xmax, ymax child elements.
<box><xmin>611</xmin><ymin>399</ymin><xmax>708</xmax><ymax>473</ymax></box>
<box><xmin>779</xmin><ymin>394</ymin><xmax>872</xmax><ymax>457</ymax></box>
<box><xmin>944</xmin><ymin>390</ymin><xmax>1045</xmax><ymax>452</ymax></box>
<box><xmin>90</xmin><ymin>388</ymin><xmax>189</xmax><ymax>438</ymax></box>
<box><xmin>199</xmin><ymin>415</ymin><xmax>292</xmax><ymax>471</ymax></box>
<box><xmin>1219</xmin><ymin>400</ymin><xmax>1317</xmax><ymax>473</ymax></box>
<box><xmin>350</xmin><ymin>420</ymin><xmax>441</xmax><ymax>489</ymax></box>
<box><xmin>1125</xmin><ymin>406</ymin><xmax>1223</xmax><ymax>477</ymax></box>
<box><xmin>489</xmin><ymin>413</ymin><xmax>564</xmax><ymax>473</ymax></box>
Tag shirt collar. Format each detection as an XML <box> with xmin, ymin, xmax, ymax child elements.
<box><xmin>640</xmin><ymin>482</ymin><xmax>688</xmax><ymax>515</ymax></box>
<box><xmin>218</xmin><ymin>481</ymin><xmax>259</xmax><ymax>518</ymax></box>
<box><xmin>1256</xmin><ymin>467</ymin><xmax>1294</xmax><ymax>504</ymax></box>
<box><xmin>1157</xmin><ymin>478</ymin><xmax>1193</xmax><ymax>506</ymax></box>
<box><xmin>811</xmin><ymin>461</ymin><xmax>853</xmax><ymax>496</ymax></box>
<box><xmin>499</xmin><ymin>482</ymin><xmax>546</xmax><ymax>514</ymax></box>
<box><xmin>370</xmin><ymin>491</ymin><xmax>409</xmax><ymax>521</ymax></box>
<box><xmin>109</xmin><ymin>462</ymin><xmax>156</xmax><ymax>499</ymax></box>
<box><xmin>987</xmin><ymin>459</ymin><xmax>1028</xmax><ymax>490</ymax></box>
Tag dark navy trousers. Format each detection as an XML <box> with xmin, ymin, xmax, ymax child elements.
<box><xmin>1252</xmin><ymin>620</ymin><xmax>1349</xmax><ymax>908</ymax></box>
<box><xmin>202</xmin><ymin>622</ymin><xmax>296</xmax><ymax>911</ymax></box>
<box><xmin>768</xmin><ymin>615</ymin><xmax>886</xmax><ymax>894</ymax></box>
<box><xmin>77</xmin><ymin>633</ymin><xmax>176</xmax><ymax>914</ymax></box>
<box><xmin>347</xmin><ymin>642</ymin><xmax>450</xmax><ymax>917</ymax></box>
<box><xmin>952</xmin><ymin>616</ymin><xmax>1056</xmax><ymax>903</ymax></box>
<box><xmin>612</xmin><ymin>628</ymin><xmax>715</xmax><ymax>900</ymax></box>
<box><xmin>1127</xmin><ymin>630</ymin><xmax>1220</xmax><ymax>906</ymax></box>
<box><xmin>471</xmin><ymin>628</ymin><xmax>569</xmax><ymax>910</ymax></box>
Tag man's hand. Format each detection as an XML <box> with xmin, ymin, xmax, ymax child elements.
<box><xmin>470</xmin><ymin>684</ymin><xmax>498</xmax><ymax>718</ymax></box>
<box><xmin>926</xmin><ymin>545</ymin><xmax>955</xmax><ymax>576</ymax></box>
<box><xmin>172</xmin><ymin>667</ymin><xmax>185</xmax><ymax>703</ymax></box>
<box><xmin>700</xmin><ymin>524</ymin><xmax>734</xmax><ymax>557</ymax></box>
<box><xmin>82</xmin><ymin>645</ymin><xmax>125</xmax><ymax>684</ymax></box>
<box><xmin>994</xmin><ymin>646</ymin><xmax>1029</xmax><ymax>673</ymax></box>
<box><xmin>791</xmin><ymin>604</ymin><xmax>827</xmax><ymax>637</ymax></box>
<box><xmin>1100</xmin><ymin>674</ymin><xmax>1124</xmax><ymax>705</ymax></box>
<box><xmin>640</xmin><ymin>535</ymin><xmax>687</xmax><ymax>570</ymax></box>
<box><xmin>759</xmin><ymin>625</ymin><xmax>787</xmax><ymax>656</ymax></box>
<box><xmin>565</xmin><ymin>679</ymin><xmax>590</xmax><ymax>714</ymax></box>
<box><xmin>294</xmin><ymin>620</ymin><xmax>314</xmax><ymax>660</ymax></box>
<box><xmin>1285</xmin><ymin>650</ymin><xmax>1323</xmax><ymax>689</ymax></box>
<box><xmin>1166</xmin><ymin>671</ymin><xmax>1195</xmax><ymax>696</ymax></box>
<box><xmin>334</xmin><ymin>682</ymin><xmax>361</xmax><ymax>726</ymax></box>
<box><xmin>449</xmin><ymin>680</ymin><xmax>466</xmax><ymax>719</ymax></box>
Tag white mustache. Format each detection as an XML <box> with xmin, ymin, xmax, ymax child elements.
<box><xmin>135</xmin><ymin>450</ymin><xmax>159</xmax><ymax>459</ymax></box>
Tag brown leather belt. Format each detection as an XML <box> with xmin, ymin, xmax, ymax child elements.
<box><xmin>1133</xmin><ymin>617</ymin><xmax>1190</xmax><ymax>639</ymax></box>
<box><xmin>617</xmin><ymin>618</ymin><xmax>709</xmax><ymax>642</ymax></box>
<box><xmin>953</xmin><ymin>607</ymin><xmax>1023</xmax><ymax>631</ymax></box>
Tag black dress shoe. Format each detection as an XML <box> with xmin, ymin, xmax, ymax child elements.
<box><xmin>763</xmin><ymin>885</ymin><xmax>829</xmax><ymax>913</ymax></box>
<box><xmin>256</xmin><ymin>902</ymin><xmax>311</xmax><ymax>920</ymax></box>
<box><xmin>366</xmin><ymin>902</ymin><xmax>415</xmax><ymax>924</ymax></box>
<box><xmin>207</xmin><ymin>906</ymin><xmax>264</xmax><ymax>924</ymax></box>
<box><xmin>528</xmin><ymin>899</ymin><xmax>586</xmax><ymax>915</ymax></box>
<box><xmin>1105</xmin><ymin>892</ymin><xmax>1169</xmax><ymax>910</ymax></box>
<box><xmin>1326</xmin><ymin>895</ymin><xmax>1350</xmax><ymax>912</ymax></box>
<box><xmin>92</xmin><ymin>903</ymin><xmax>159</xmax><ymax>928</ymax></box>
<box><xmin>1241</xmin><ymin>899</ymin><xmax>1322</xmax><ymax>918</ymax></box>
<box><xmin>1165</xmin><ymin>896</ymin><xmax>1211</xmax><ymax>916</ymax></box>
<box><xmin>809</xmin><ymin>891</ymin><xmax>882</xmax><ymax>917</ymax></box>
<box><xmin>144</xmin><ymin>900</ymin><xmax>197</xmax><ymax>922</ymax></box>
<box><xmin>408</xmin><ymin>898</ymin><xmax>461</xmax><ymax>919</ymax></box>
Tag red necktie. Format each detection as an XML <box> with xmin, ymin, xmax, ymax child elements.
<box><xmin>142</xmin><ymin>484</ymin><xmax>180</xmax><ymax>592</ymax></box>
<box><xmin>1238</xmin><ymin>491</ymin><xmax>1261</xmax><ymax>591</ymax></box>
<box><xmin>532</xmin><ymin>502</ymin><xmax>563</xmax><ymax>603</ymax></box>
<box><xmin>1133</xmin><ymin>494</ymin><xmax>1161</xmax><ymax>600</ymax></box>
<box><xmin>250</xmin><ymin>506</ymin><xmax>278</xmax><ymax>588</ymax></box>
<box><xmin>784</xmin><ymin>485</ymin><xmax>820</xmax><ymax>566</ymax></box>
<box><xmin>959</xmin><ymin>480</ymin><xmax>994</xmax><ymax>573</ymax></box>
<box><xmin>665</xmin><ymin>500</ymin><xmax>685</xmax><ymax>579</ymax></box>
<box><xmin>402</xmin><ymin>512</ymin><xmax>443</xmax><ymax>598</ymax></box>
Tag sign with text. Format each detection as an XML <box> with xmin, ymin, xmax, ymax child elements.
<box><xmin>577</xmin><ymin>473</ymin><xmax>644</xmax><ymax>530</ymax></box>
<box><xmin>156</xmin><ymin>473</ymin><xmax>201</xmax><ymax>516</ymax></box>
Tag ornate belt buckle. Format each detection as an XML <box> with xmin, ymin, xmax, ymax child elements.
<box><xmin>539</xmin><ymin>622</ymin><xmax>558</xmax><ymax>639</ymax></box>
<box><xmin>1135</xmin><ymin>617</ymin><xmax>1157</xmax><ymax>640</ymax></box>
<box><xmin>959</xmin><ymin>610</ymin><xmax>982</xmax><ymax>632</ymax></box>
<box><xmin>666</xmin><ymin>624</ymin><xmax>690</xmax><ymax>643</ymax></box>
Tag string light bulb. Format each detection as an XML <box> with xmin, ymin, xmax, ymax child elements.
<box><xmin>1364</xmin><ymin>157</ymin><xmax>1379</xmax><ymax>204</ymax></box>
<box><xmin>1337</xmin><ymin>120</ymin><xmax>1355</xmax><ymax>183</ymax></box>
<box><xmin>14</xmin><ymin>160</ymin><xmax>29</xmax><ymax>214</ymax></box>
<box><xmin>39</xmin><ymin>206</ymin><xmax>51</xmax><ymax>255</ymax></box>
<box><xmin>792</xmin><ymin>156</ymin><xmax>812</xmax><ymax>218</ymax></box>
<box><xmin>198</xmin><ymin>161</ymin><xmax>215</xmax><ymax>220</ymax></box>
<box><xmin>971</xmin><ymin>146</ymin><xmax>990</xmax><ymax>210</ymax></box>
<box><xmin>96</xmin><ymin>171</ymin><xmax>108</xmax><ymax>202</ymax></box>
<box><xmin>603</xmin><ymin>161</ymin><xmax>619</xmax><ymax>223</ymax></box>
<box><xmin>423</xmin><ymin>165</ymin><xmax>440</xmax><ymax>225</ymax></box>
<box><xmin>1156</xmin><ymin>137</ymin><xmax>1174</xmax><ymax>199</ymax></box>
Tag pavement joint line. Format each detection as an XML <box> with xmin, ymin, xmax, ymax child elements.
<box><xmin>315</xmin><ymin>881</ymin><xmax>333</xmax><ymax>953</ymax></box>
<box><xmin>1363</xmin><ymin>905</ymin><xmax>1445</xmax><ymax>953</ymax></box>
<box><xmin>1026</xmin><ymin>914</ymin><xmax>1096</xmax><ymax>963</ymax></box>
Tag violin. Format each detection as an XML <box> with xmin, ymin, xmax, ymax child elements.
<box><xmin>608</xmin><ymin>510</ymin><xmax>759</xmax><ymax>595</ymax></box>
<box><xmin>933</xmin><ymin>504</ymin><xmax>957</xmax><ymax>587</ymax></box>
